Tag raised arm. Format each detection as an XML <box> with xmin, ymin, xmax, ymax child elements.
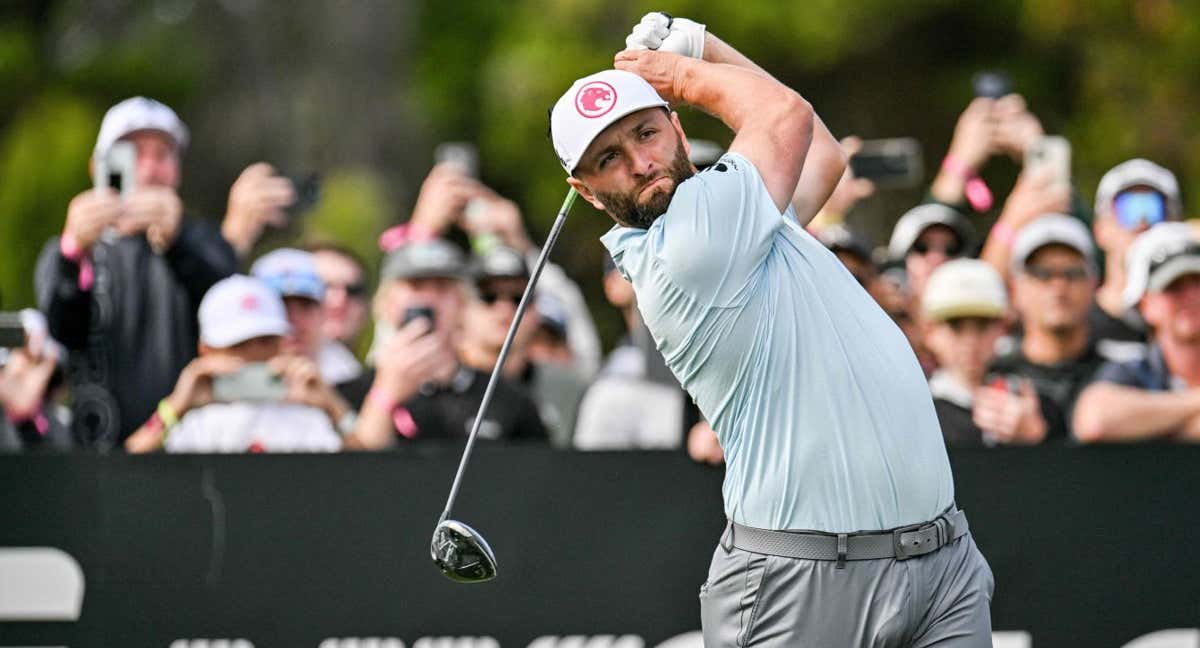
<box><xmin>1072</xmin><ymin>382</ymin><xmax>1200</xmax><ymax>443</ymax></box>
<box><xmin>614</xmin><ymin>49</ymin><xmax>811</xmax><ymax>213</ymax></box>
<box><xmin>697</xmin><ymin>33</ymin><xmax>845</xmax><ymax>224</ymax></box>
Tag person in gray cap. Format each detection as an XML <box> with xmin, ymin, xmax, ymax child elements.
<box><xmin>34</xmin><ymin>96</ymin><xmax>240</xmax><ymax>449</ymax></box>
<box><xmin>336</xmin><ymin>239</ymin><xmax>546</xmax><ymax>446</ymax></box>
<box><xmin>888</xmin><ymin>203</ymin><xmax>975</xmax><ymax>309</ymax></box>
<box><xmin>1088</xmin><ymin>159</ymin><xmax>1183</xmax><ymax>358</ymax></box>
<box><xmin>989</xmin><ymin>214</ymin><xmax>1104</xmax><ymax>429</ymax></box>
<box><xmin>1074</xmin><ymin>223</ymin><xmax>1200</xmax><ymax>443</ymax></box>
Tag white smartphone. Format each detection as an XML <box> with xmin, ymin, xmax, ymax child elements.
<box><xmin>93</xmin><ymin>140</ymin><xmax>137</xmax><ymax>199</ymax></box>
<box><xmin>1025</xmin><ymin>136</ymin><xmax>1071</xmax><ymax>187</ymax></box>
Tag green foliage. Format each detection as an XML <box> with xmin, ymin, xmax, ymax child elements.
<box><xmin>300</xmin><ymin>168</ymin><xmax>393</xmax><ymax>279</ymax></box>
<box><xmin>0</xmin><ymin>94</ymin><xmax>96</xmax><ymax>308</ymax></box>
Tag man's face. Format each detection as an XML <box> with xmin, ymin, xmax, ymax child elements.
<box><xmin>1142</xmin><ymin>274</ymin><xmax>1200</xmax><ymax>345</ymax></box>
<box><xmin>906</xmin><ymin>225</ymin><xmax>962</xmax><ymax>300</ymax></box>
<box><xmin>1013</xmin><ymin>245</ymin><xmax>1096</xmax><ymax>335</ymax></box>
<box><xmin>463</xmin><ymin>277</ymin><xmax>527</xmax><ymax>351</ymax></box>
<box><xmin>313</xmin><ymin>250</ymin><xmax>368</xmax><ymax>343</ymax></box>
<box><xmin>568</xmin><ymin>108</ymin><xmax>695</xmax><ymax>229</ymax></box>
<box><xmin>376</xmin><ymin>276</ymin><xmax>464</xmax><ymax>339</ymax></box>
<box><xmin>122</xmin><ymin>130</ymin><xmax>181</xmax><ymax>189</ymax></box>
<box><xmin>924</xmin><ymin>316</ymin><xmax>1005</xmax><ymax>380</ymax></box>
<box><xmin>282</xmin><ymin>296</ymin><xmax>324</xmax><ymax>359</ymax></box>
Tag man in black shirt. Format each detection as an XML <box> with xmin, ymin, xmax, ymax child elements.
<box><xmin>338</xmin><ymin>238</ymin><xmax>545</xmax><ymax>445</ymax></box>
<box><xmin>1075</xmin><ymin>224</ymin><xmax>1200</xmax><ymax>442</ymax></box>
<box><xmin>922</xmin><ymin>259</ymin><xmax>1064</xmax><ymax>446</ymax></box>
<box><xmin>990</xmin><ymin>214</ymin><xmax>1104</xmax><ymax>428</ymax></box>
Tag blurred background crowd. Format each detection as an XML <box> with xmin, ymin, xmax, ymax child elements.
<box><xmin>3</xmin><ymin>1</ymin><xmax>1200</xmax><ymax>458</ymax></box>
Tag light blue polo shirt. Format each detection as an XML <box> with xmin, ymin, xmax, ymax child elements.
<box><xmin>601</xmin><ymin>153</ymin><xmax>954</xmax><ymax>533</ymax></box>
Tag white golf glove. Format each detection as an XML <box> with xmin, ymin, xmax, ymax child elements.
<box><xmin>624</xmin><ymin>12</ymin><xmax>706</xmax><ymax>60</ymax></box>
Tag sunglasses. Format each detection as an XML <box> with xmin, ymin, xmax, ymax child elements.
<box><xmin>1114</xmin><ymin>191</ymin><xmax>1167</xmax><ymax>230</ymax></box>
<box><xmin>328</xmin><ymin>282</ymin><xmax>367</xmax><ymax>298</ymax></box>
<box><xmin>1024</xmin><ymin>265</ymin><xmax>1091</xmax><ymax>282</ymax></box>
<box><xmin>910</xmin><ymin>240</ymin><xmax>963</xmax><ymax>257</ymax></box>
<box><xmin>479</xmin><ymin>290</ymin><xmax>522</xmax><ymax>306</ymax></box>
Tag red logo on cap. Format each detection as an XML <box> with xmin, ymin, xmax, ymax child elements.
<box><xmin>575</xmin><ymin>81</ymin><xmax>617</xmax><ymax>118</ymax></box>
<box><xmin>240</xmin><ymin>294</ymin><xmax>259</xmax><ymax>312</ymax></box>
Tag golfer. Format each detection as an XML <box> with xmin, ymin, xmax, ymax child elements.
<box><xmin>549</xmin><ymin>13</ymin><xmax>993</xmax><ymax>646</ymax></box>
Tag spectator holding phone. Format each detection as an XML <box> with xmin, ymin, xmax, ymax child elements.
<box><xmin>922</xmin><ymin>260</ymin><xmax>1063</xmax><ymax>446</ymax></box>
<box><xmin>35</xmin><ymin>97</ymin><xmax>238</xmax><ymax>449</ymax></box>
<box><xmin>378</xmin><ymin>163</ymin><xmax>602</xmax><ymax>378</ymax></box>
<box><xmin>124</xmin><ymin>275</ymin><xmax>357</xmax><ymax>453</ymax></box>
<box><xmin>0</xmin><ymin>310</ymin><xmax>72</xmax><ymax>452</ymax></box>
<box><xmin>990</xmin><ymin>215</ymin><xmax>1104</xmax><ymax>429</ymax></box>
<box><xmin>1086</xmin><ymin>159</ymin><xmax>1182</xmax><ymax>361</ymax></box>
<box><xmin>1074</xmin><ymin>224</ymin><xmax>1200</xmax><ymax>443</ymax></box>
<box><xmin>338</xmin><ymin>239</ymin><xmax>546</xmax><ymax>447</ymax></box>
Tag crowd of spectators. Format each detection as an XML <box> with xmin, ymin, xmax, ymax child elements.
<box><xmin>3</xmin><ymin>90</ymin><xmax>1199</xmax><ymax>457</ymax></box>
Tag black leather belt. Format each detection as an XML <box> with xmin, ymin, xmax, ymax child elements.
<box><xmin>722</xmin><ymin>507</ymin><xmax>968</xmax><ymax>567</ymax></box>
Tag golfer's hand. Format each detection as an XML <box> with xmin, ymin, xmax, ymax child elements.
<box><xmin>63</xmin><ymin>188</ymin><xmax>122</xmax><ymax>251</ymax></box>
<box><xmin>625</xmin><ymin>12</ymin><xmax>706</xmax><ymax>59</ymax></box>
<box><xmin>614</xmin><ymin>48</ymin><xmax>687</xmax><ymax>104</ymax></box>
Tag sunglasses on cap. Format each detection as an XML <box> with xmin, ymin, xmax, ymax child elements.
<box><xmin>910</xmin><ymin>240</ymin><xmax>963</xmax><ymax>257</ymax></box>
<box><xmin>1114</xmin><ymin>191</ymin><xmax>1167</xmax><ymax>230</ymax></box>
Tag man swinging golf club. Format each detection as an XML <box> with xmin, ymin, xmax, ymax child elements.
<box><xmin>549</xmin><ymin>13</ymin><xmax>994</xmax><ymax>646</ymax></box>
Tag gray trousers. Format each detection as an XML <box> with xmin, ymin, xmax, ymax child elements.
<box><xmin>699</xmin><ymin>532</ymin><xmax>994</xmax><ymax>647</ymax></box>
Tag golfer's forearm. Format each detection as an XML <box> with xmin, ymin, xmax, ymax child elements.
<box><xmin>701</xmin><ymin>32</ymin><xmax>771</xmax><ymax>79</ymax></box>
<box><xmin>676</xmin><ymin>59</ymin><xmax>806</xmax><ymax>135</ymax></box>
<box><xmin>1073</xmin><ymin>384</ymin><xmax>1200</xmax><ymax>443</ymax></box>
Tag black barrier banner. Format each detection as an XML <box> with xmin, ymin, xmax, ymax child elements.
<box><xmin>0</xmin><ymin>447</ymin><xmax>1198</xmax><ymax>647</ymax></box>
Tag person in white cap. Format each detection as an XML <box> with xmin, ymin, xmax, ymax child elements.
<box><xmin>554</xmin><ymin>12</ymin><xmax>992</xmax><ymax>645</ymax></box>
<box><xmin>1088</xmin><ymin>159</ymin><xmax>1183</xmax><ymax>357</ymax></box>
<box><xmin>923</xmin><ymin>259</ymin><xmax>1064</xmax><ymax>446</ymax></box>
<box><xmin>1074</xmin><ymin>223</ymin><xmax>1200</xmax><ymax>443</ymax></box>
<box><xmin>124</xmin><ymin>275</ymin><xmax>364</xmax><ymax>453</ymax></box>
<box><xmin>989</xmin><ymin>213</ymin><xmax>1104</xmax><ymax>432</ymax></box>
<box><xmin>34</xmin><ymin>96</ymin><xmax>240</xmax><ymax>449</ymax></box>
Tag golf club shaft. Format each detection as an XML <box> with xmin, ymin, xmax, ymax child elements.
<box><xmin>439</xmin><ymin>188</ymin><xmax>579</xmax><ymax>523</ymax></box>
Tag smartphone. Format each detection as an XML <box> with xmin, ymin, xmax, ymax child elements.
<box><xmin>288</xmin><ymin>172</ymin><xmax>321</xmax><ymax>218</ymax></box>
<box><xmin>402</xmin><ymin>306</ymin><xmax>436</xmax><ymax>328</ymax></box>
<box><xmin>972</xmin><ymin>71</ymin><xmax>1012</xmax><ymax>99</ymax></box>
<box><xmin>434</xmin><ymin>142</ymin><xmax>479</xmax><ymax>178</ymax></box>
<box><xmin>93</xmin><ymin>140</ymin><xmax>137</xmax><ymax>198</ymax></box>
<box><xmin>1025</xmin><ymin>136</ymin><xmax>1071</xmax><ymax>187</ymax></box>
<box><xmin>0</xmin><ymin>312</ymin><xmax>25</xmax><ymax>349</ymax></box>
<box><xmin>211</xmin><ymin>363</ymin><xmax>287</xmax><ymax>403</ymax></box>
<box><xmin>849</xmin><ymin>138</ymin><xmax>924</xmax><ymax>189</ymax></box>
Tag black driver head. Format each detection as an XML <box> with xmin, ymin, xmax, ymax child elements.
<box><xmin>431</xmin><ymin>519</ymin><xmax>498</xmax><ymax>583</ymax></box>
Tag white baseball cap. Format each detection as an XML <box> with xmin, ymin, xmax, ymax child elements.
<box><xmin>1094</xmin><ymin>158</ymin><xmax>1181</xmax><ymax>219</ymax></box>
<box><xmin>94</xmin><ymin>96</ymin><xmax>189</xmax><ymax>160</ymax></box>
<box><xmin>1010</xmin><ymin>214</ymin><xmax>1096</xmax><ymax>275</ymax></box>
<box><xmin>251</xmin><ymin>248</ymin><xmax>325</xmax><ymax>301</ymax></box>
<box><xmin>199</xmin><ymin>275</ymin><xmax>291</xmax><ymax>349</ymax></box>
<box><xmin>887</xmin><ymin>204</ymin><xmax>974</xmax><ymax>260</ymax></box>
<box><xmin>922</xmin><ymin>258</ymin><xmax>1008</xmax><ymax>321</ymax></box>
<box><xmin>550</xmin><ymin>69</ymin><xmax>669</xmax><ymax>174</ymax></box>
<box><xmin>1122</xmin><ymin>222</ymin><xmax>1200</xmax><ymax>309</ymax></box>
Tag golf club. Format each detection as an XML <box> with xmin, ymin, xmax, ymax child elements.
<box><xmin>431</xmin><ymin>187</ymin><xmax>579</xmax><ymax>583</ymax></box>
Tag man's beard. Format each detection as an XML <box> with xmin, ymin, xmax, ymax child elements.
<box><xmin>594</xmin><ymin>142</ymin><xmax>695</xmax><ymax>229</ymax></box>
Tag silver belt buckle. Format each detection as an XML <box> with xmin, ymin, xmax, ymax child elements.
<box><xmin>892</xmin><ymin>522</ymin><xmax>924</xmax><ymax>560</ymax></box>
